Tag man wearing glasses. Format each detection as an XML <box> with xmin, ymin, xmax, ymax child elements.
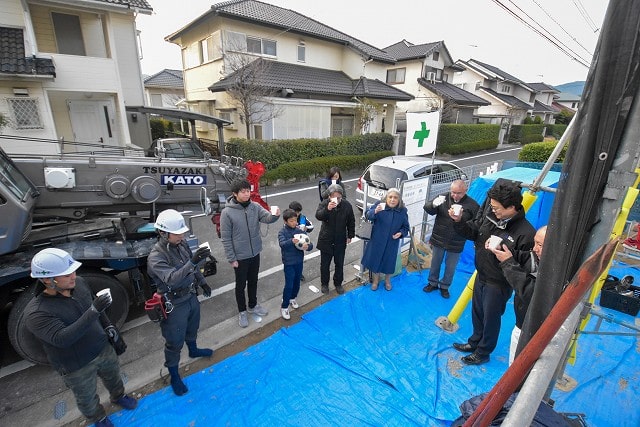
<box><xmin>449</xmin><ymin>181</ymin><xmax>535</xmax><ymax>365</ymax></box>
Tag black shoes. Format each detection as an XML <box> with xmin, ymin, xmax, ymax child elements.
<box><xmin>423</xmin><ymin>284</ymin><xmax>438</xmax><ymax>293</ymax></box>
<box><xmin>453</xmin><ymin>342</ymin><xmax>476</xmax><ymax>353</ymax></box>
<box><xmin>335</xmin><ymin>284</ymin><xmax>345</xmax><ymax>295</ymax></box>
<box><xmin>440</xmin><ymin>288</ymin><xmax>450</xmax><ymax>298</ymax></box>
<box><xmin>461</xmin><ymin>352</ymin><xmax>490</xmax><ymax>365</ymax></box>
<box><xmin>321</xmin><ymin>284</ymin><xmax>329</xmax><ymax>294</ymax></box>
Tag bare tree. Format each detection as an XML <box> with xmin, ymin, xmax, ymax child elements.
<box><xmin>222</xmin><ymin>50</ymin><xmax>282</xmax><ymax>138</ymax></box>
<box><xmin>354</xmin><ymin>97</ymin><xmax>383</xmax><ymax>134</ymax></box>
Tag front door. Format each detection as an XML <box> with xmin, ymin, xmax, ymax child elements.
<box><xmin>68</xmin><ymin>100</ymin><xmax>118</xmax><ymax>147</ymax></box>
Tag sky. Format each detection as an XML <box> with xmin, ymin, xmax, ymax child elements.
<box><xmin>136</xmin><ymin>0</ymin><xmax>610</xmax><ymax>86</ymax></box>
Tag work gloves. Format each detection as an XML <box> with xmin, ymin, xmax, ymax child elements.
<box><xmin>432</xmin><ymin>195</ymin><xmax>446</xmax><ymax>207</ymax></box>
<box><xmin>190</xmin><ymin>247</ymin><xmax>211</xmax><ymax>265</ymax></box>
<box><xmin>200</xmin><ymin>283</ymin><xmax>212</xmax><ymax>298</ymax></box>
<box><xmin>91</xmin><ymin>293</ymin><xmax>112</xmax><ymax>313</ymax></box>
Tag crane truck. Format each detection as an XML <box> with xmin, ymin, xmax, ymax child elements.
<box><xmin>0</xmin><ymin>139</ymin><xmax>252</xmax><ymax>365</ymax></box>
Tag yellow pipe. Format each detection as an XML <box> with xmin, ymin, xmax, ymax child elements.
<box><xmin>444</xmin><ymin>190</ymin><xmax>538</xmax><ymax>326</ymax></box>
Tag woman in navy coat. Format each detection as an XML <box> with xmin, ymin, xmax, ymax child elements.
<box><xmin>361</xmin><ymin>188</ymin><xmax>410</xmax><ymax>291</ymax></box>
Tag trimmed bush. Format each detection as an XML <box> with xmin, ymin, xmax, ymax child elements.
<box><xmin>545</xmin><ymin>124</ymin><xmax>568</xmax><ymax>139</ymax></box>
<box><xmin>509</xmin><ymin>124</ymin><xmax>545</xmax><ymax>144</ymax></box>
<box><xmin>437</xmin><ymin>124</ymin><xmax>500</xmax><ymax>154</ymax></box>
<box><xmin>518</xmin><ymin>140</ymin><xmax>568</xmax><ymax>162</ymax></box>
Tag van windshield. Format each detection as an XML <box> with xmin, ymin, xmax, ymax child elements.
<box><xmin>364</xmin><ymin>166</ymin><xmax>408</xmax><ymax>189</ymax></box>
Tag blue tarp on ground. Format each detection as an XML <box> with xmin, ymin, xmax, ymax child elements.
<box><xmin>110</xmin><ymin>262</ymin><xmax>639</xmax><ymax>427</ymax></box>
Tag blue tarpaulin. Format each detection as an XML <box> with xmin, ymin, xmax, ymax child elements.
<box><xmin>110</xmin><ymin>264</ymin><xmax>639</xmax><ymax>426</ymax></box>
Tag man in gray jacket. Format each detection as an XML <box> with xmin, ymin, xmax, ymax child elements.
<box><xmin>220</xmin><ymin>179</ymin><xmax>280</xmax><ymax>327</ymax></box>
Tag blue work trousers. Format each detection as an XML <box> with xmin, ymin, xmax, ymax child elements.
<box><xmin>61</xmin><ymin>344</ymin><xmax>124</xmax><ymax>423</ymax></box>
<box><xmin>282</xmin><ymin>263</ymin><xmax>303</xmax><ymax>308</ymax></box>
<box><xmin>428</xmin><ymin>244</ymin><xmax>462</xmax><ymax>290</ymax></box>
<box><xmin>160</xmin><ymin>293</ymin><xmax>201</xmax><ymax>367</ymax></box>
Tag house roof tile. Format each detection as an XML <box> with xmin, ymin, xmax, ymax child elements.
<box><xmin>527</xmin><ymin>82</ymin><xmax>559</xmax><ymax>93</ymax></box>
<box><xmin>532</xmin><ymin>99</ymin><xmax>556</xmax><ymax>113</ymax></box>
<box><xmin>144</xmin><ymin>69</ymin><xmax>184</xmax><ymax>88</ymax></box>
<box><xmin>0</xmin><ymin>27</ymin><xmax>55</xmax><ymax>77</ymax></box>
<box><xmin>384</xmin><ymin>40</ymin><xmax>440</xmax><ymax>61</ymax></box>
<box><xmin>417</xmin><ymin>78</ymin><xmax>490</xmax><ymax>106</ymax></box>
<box><xmin>208</xmin><ymin>59</ymin><xmax>413</xmax><ymax>101</ymax></box>
<box><xmin>480</xmin><ymin>87</ymin><xmax>532</xmax><ymax>110</ymax></box>
<box><xmin>169</xmin><ymin>0</ymin><xmax>396</xmax><ymax>63</ymax></box>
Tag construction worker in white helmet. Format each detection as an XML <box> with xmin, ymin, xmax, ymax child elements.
<box><xmin>146</xmin><ymin>209</ymin><xmax>213</xmax><ymax>396</ymax></box>
<box><xmin>25</xmin><ymin>248</ymin><xmax>137</xmax><ymax>427</ymax></box>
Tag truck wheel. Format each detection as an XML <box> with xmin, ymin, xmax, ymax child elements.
<box><xmin>7</xmin><ymin>272</ymin><xmax>130</xmax><ymax>365</ymax></box>
<box><xmin>80</xmin><ymin>270</ymin><xmax>130</xmax><ymax>328</ymax></box>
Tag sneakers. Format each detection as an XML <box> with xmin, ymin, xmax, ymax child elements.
<box><xmin>247</xmin><ymin>304</ymin><xmax>268</xmax><ymax>316</ymax></box>
<box><xmin>440</xmin><ymin>288</ymin><xmax>450</xmax><ymax>299</ymax></box>
<box><xmin>300</xmin><ymin>274</ymin><xmax>306</xmax><ymax>282</ymax></box>
<box><xmin>238</xmin><ymin>311</ymin><xmax>249</xmax><ymax>328</ymax></box>
<box><xmin>289</xmin><ymin>299</ymin><xmax>299</xmax><ymax>309</ymax></box>
<box><xmin>461</xmin><ymin>352</ymin><xmax>490</xmax><ymax>365</ymax></box>
<box><xmin>623</xmin><ymin>237</ymin><xmax>640</xmax><ymax>251</ymax></box>
<box><xmin>112</xmin><ymin>394</ymin><xmax>137</xmax><ymax>410</ymax></box>
<box><xmin>423</xmin><ymin>284</ymin><xmax>438</xmax><ymax>293</ymax></box>
<box><xmin>281</xmin><ymin>307</ymin><xmax>290</xmax><ymax>320</ymax></box>
<box><xmin>95</xmin><ymin>416</ymin><xmax>114</xmax><ymax>427</ymax></box>
<box><xmin>321</xmin><ymin>284</ymin><xmax>329</xmax><ymax>294</ymax></box>
<box><xmin>453</xmin><ymin>342</ymin><xmax>476</xmax><ymax>353</ymax></box>
<box><xmin>335</xmin><ymin>284</ymin><xmax>345</xmax><ymax>295</ymax></box>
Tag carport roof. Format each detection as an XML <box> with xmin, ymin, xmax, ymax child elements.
<box><xmin>209</xmin><ymin>59</ymin><xmax>414</xmax><ymax>101</ymax></box>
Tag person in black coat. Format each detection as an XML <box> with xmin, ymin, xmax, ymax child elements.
<box><xmin>489</xmin><ymin>225</ymin><xmax>546</xmax><ymax>364</ymax></box>
<box><xmin>450</xmin><ymin>181</ymin><xmax>536</xmax><ymax>365</ymax></box>
<box><xmin>315</xmin><ymin>184</ymin><xmax>355</xmax><ymax>295</ymax></box>
<box><xmin>423</xmin><ymin>180</ymin><xmax>479</xmax><ymax>298</ymax></box>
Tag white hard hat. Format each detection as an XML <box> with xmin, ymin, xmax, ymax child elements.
<box><xmin>31</xmin><ymin>248</ymin><xmax>82</xmax><ymax>278</ymax></box>
<box><xmin>154</xmin><ymin>209</ymin><xmax>189</xmax><ymax>234</ymax></box>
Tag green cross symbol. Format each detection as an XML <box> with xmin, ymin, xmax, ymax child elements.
<box><xmin>413</xmin><ymin>122</ymin><xmax>430</xmax><ymax>147</ymax></box>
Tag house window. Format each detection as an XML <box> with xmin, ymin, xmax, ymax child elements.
<box><xmin>331</xmin><ymin>116</ymin><xmax>354</xmax><ymax>137</ymax></box>
<box><xmin>247</xmin><ymin>36</ymin><xmax>277</xmax><ymax>56</ymax></box>
<box><xmin>386</xmin><ymin>68</ymin><xmax>406</xmax><ymax>84</ymax></box>
<box><xmin>51</xmin><ymin>12</ymin><xmax>86</xmax><ymax>56</ymax></box>
<box><xmin>454</xmin><ymin>83</ymin><xmax>466</xmax><ymax>90</ymax></box>
<box><xmin>184</xmin><ymin>42</ymin><xmax>201</xmax><ymax>68</ymax></box>
<box><xmin>201</xmin><ymin>36</ymin><xmax>215</xmax><ymax>63</ymax></box>
<box><xmin>218</xmin><ymin>110</ymin><xmax>236</xmax><ymax>129</ymax></box>
<box><xmin>253</xmin><ymin>124</ymin><xmax>263</xmax><ymax>140</ymax></box>
<box><xmin>432</xmin><ymin>51</ymin><xmax>439</xmax><ymax>61</ymax></box>
<box><xmin>529</xmin><ymin>93</ymin><xmax>536</xmax><ymax>103</ymax></box>
<box><xmin>297</xmin><ymin>44</ymin><xmax>306</xmax><ymax>62</ymax></box>
<box><xmin>501</xmin><ymin>84</ymin><xmax>511</xmax><ymax>94</ymax></box>
<box><xmin>475</xmin><ymin>81</ymin><xmax>481</xmax><ymax>91</ymax></box>
<box><xmin>150</xmin><ymin>94</ymin><xmax>163</xmax><ymax>107</ymax></box>
<box><xmin>7</xmin><ymin>98</ymin><xmax>44</xmax><ymax>129</ymax></box>
<box><xmin>571</xmin><ymin>102</ymin><xmax>578</xmax><ymax>108</ymax></box>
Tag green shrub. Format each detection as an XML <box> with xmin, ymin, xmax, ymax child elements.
<box><xmin>510</xmin><ymin>124</ymin><xmax>545</xmax><ymax>144</ymax></box>
<box><xmin>518</xmin><ymin>140</ymin><xmax>568</xmax><ymax>162</ymax></box>
<box><xmin>546</xmin><ymin>124</ymin><xmax>568</xmax><ymax>139</ymax></box>
<box><xmin>437</xmin><ymin>124</ymin><xmax>500</xmax><ymax>154</ymax></box>
<box><xmin>149</xmin><ymin>118</ymin><xmax>176</xmax><ymax>141</ymax></box>
<box><xmin>225</xmin><ymin>133</ymin><xmax>393</xmax><ymax>171</ymax></box>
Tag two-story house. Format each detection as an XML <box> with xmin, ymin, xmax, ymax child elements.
<box><xmin>527</xmin><ymin>82</ymin><xmax>559</xmax><ymax>124</ymax></box>
<box><xmin>554</xmin><ymin>91</ymin><xmax>581</xmax><ymax>113</ymax></box>
<box><xmin>144</xmin><ymin>69</ymin><xmax>185</xmax><ymax>108</ymax></box>
<box><xmin>452</xmin><ymin>58</ymin><xmax>547</xmax><ymax>142</ymax></box>
<box><xmin>383</xmin><ymin>40</ymin><xmax>489</xmax><ymax>125</ymax></box>
<box><xmin>164</xmin><ymin>0</ymin><xmax>413</xmax><ymax>141</ymax></box>
<box><xmin>0</xmin><ymin>0</ymin><xmax>152</xmax><ymax>155</ymax></box>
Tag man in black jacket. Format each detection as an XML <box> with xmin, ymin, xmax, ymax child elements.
<box><xmin>489</xmin><ymin>225</ymin><xmax>546</xmax><ymax>364</ymax></box>
<box><xmin>26</xmin><ymin>248</ymin><xmax>137</xmax><ymax>427</ymax></box>
<box><xmin>316</xmin><ymin>184</ymin><xmax>356</xmax><ymax>295</ymax></box>
<box><xmin>450</xmin><ymin>181</ymin><xmax>536</xmax><ymax>365</ymax></box>
<box><xmin>423</xmin><ymin>180</ymin><xmax>479</xmax><ymax>298</ymax></box>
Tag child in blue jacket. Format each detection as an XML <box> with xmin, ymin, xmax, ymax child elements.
<box><xmin>289</xmin><ymin>200</ymin><xmax>314</xmax><ymax>281</ymax></box>
<box><xmin>278</xmin><ymin>209</ymin><xmax>313</xmax><ymax>320</ymax></box>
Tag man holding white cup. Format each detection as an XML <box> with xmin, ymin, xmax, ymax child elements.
<box><xmin>25</xmin><ymin>248</ymin><xmax>137</xmax><ymax>427</ymax></box>
<box><xmin>423</xmin><ymin>180</ymin><xmax>479</xmax><ymax>298</ymax></box>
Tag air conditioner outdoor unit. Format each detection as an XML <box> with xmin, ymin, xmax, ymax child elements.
<box><xmin>426</xmin><ymin>72</ymin><xmax>436</xmax><ymax>82</ymax></box>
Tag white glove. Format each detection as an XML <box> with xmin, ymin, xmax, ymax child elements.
<box><xmin>432</xmin><ymin>195</ymin><xmax>446</xmax><ymax>207</ymax></box>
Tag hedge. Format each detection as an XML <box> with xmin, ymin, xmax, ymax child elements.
<box><xmin>509</xmin><ymin>124</ymin><xmax>545</xmax><ymax>144</ymax></box>
<box><xmin>545</xmin><ymin>124</ymin><xmax>568</xmax><ymax>139</ymax></box>
<box><xmin>225</xmin><ymin>133</ymin><xmax>393</xmax><ymax>171</ymax></box>
<box><xmin>518</xmin><ymin>140</ymin><xmax>568</xmax><ymax>162</ymax></box>
<box><xmin>437</xmin><ymin>124</ymin><xmax>500</xmax><ymax>154</ymax></box>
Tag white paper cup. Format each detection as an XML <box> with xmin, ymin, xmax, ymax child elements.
<box><xmin>330</xmin><ymin>197</ymin><xmax>338</xmax><ymax>204</ymax></box>
<box><xmin>96</xmin><ymin>288</ymin><xmax>112</xmax><ymax>302</ymax></box>
<box><xmin>451</xmin><ymin>204</ymin><xmax>462</xmax><ymax>215</ymax></box>
<box><xmin>270</xmin><ymin>205</ymin><xmax>279</xmax><ymax>215</ymax></box>
<box><xmin>331</xmin><ymin>179</ymin><xmax>337</xmax><ymax>186</ymax></box>
<box><xmin>199</xmin><ymin>241</ymin><xmax>210</xmax><ymax>250</ymax></box>
<box><xmin>487</xmin><ymin>235</ymin><xmax>503</xmax><ymax>250</ymax></box>
<box><xmin>379</xmin><ymin>202</ymin><xmax>386</xmax><ymax>210</ymax></box>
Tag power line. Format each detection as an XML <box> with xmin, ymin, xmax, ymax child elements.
<box><xmin>573</xmin><ymin>0</ymin><xmax>600</xmax><ymax>33</ymax></box>
<box><xmin>491</xmin><ymin>0</ymin><xmax>591</xmax><ymax>68</ymax></box>
<box><xmin>531</xmin><ymin>0</ymin><xmax>593</xmax><ymax>57</ymax></box>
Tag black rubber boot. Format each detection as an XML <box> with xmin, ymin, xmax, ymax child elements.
<box><xmin>186</xmin><ymin>341</ymin><xmax>213</xmax><ymax>358</ymax></box>
<box><xmin>167</xmin><ymin>366</ymin><xmax>188</xmax><ymax>396</ymax></box>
